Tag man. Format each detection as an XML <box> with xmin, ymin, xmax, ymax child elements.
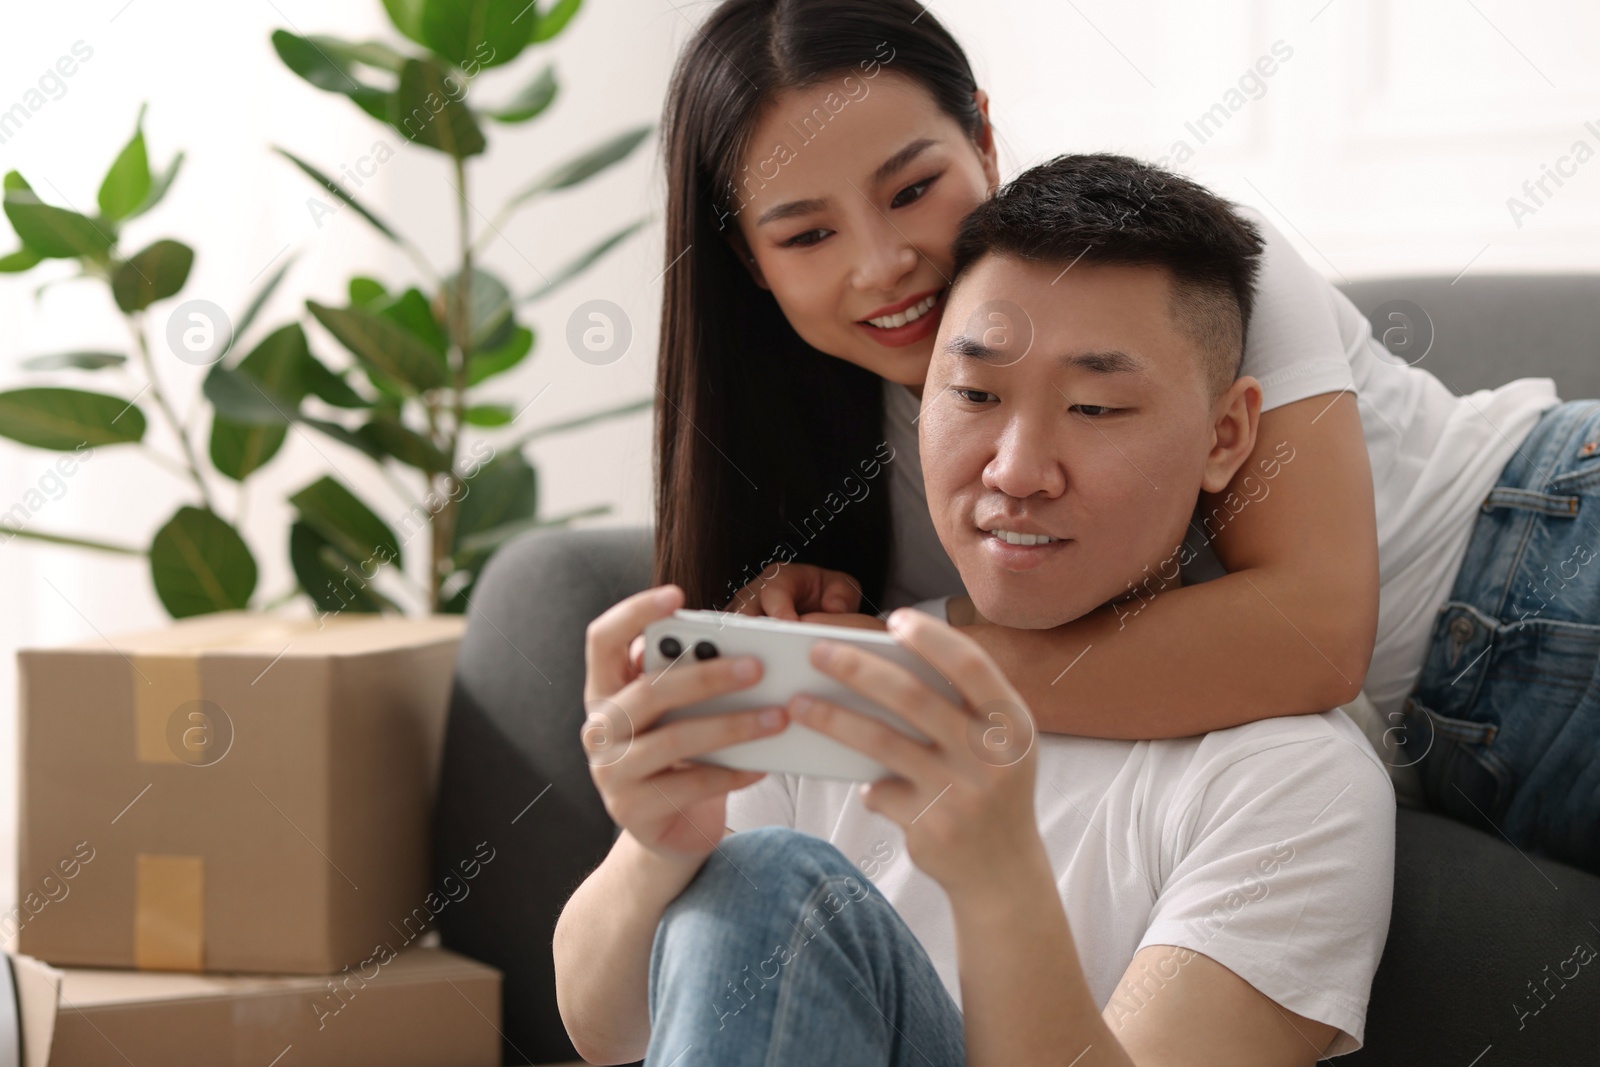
<box><xmin>556</xmin><ymin>155</ymin><xmax>1394</xmax><ymax>1066</ymax></box>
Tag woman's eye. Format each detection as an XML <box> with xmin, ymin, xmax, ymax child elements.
<box><xmin>954</xmin><ymin>388</ymin><xmax>996</xmax><ymax>405</ymax></box>
<box><xmin>890</xmin><ymin>176</ymin><xmax>937</xmax><ymax>209</ymax></box>
<box><xmin>783</xmin><ymin>228</ymin><xmax>831</xmax><ymax>248</ymax></box>
<box><xmin>1073</xmin><ymin>404</ymin><xmax>1115</xmax><ymax>417</ymax></box>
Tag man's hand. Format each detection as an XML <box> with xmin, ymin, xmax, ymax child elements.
<box><xmin>785</xmin><ymin>607</ymin><xmax>1042</xmax><ymax>900</ymax></box>
<box><xmin>727</xmin><ymin>562</ymin><xmax>862</xmax><ymax>620</ymax></box>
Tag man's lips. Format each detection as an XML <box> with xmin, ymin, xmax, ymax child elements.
<box><xmin>978</xmin><ymin>530</ymin><xmax>1072</xmax><ymax>572</ymax></box>
<box><xmin>973</xmin><ymin>522</ymin><xmax>1071</xmax><ymax>572</ymax></box>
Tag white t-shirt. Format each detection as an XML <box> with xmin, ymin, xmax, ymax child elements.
<box><xmin>880</xmin><ymin>207</ymin><xmax>1562</xmax><ymax>720</ymax></box>
<box><xmin>726</xmin><ymin>596</ymin><xmax>1396</xmax><ymax>1056</ymax></box>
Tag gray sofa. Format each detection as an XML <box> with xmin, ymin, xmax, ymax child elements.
<box><xmin>433</xmin><ymin>276</ymin><xmax>1600</xmax><ymax>1066</ymax></box>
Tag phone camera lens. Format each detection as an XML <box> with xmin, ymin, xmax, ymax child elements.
<box><xmin>658</xmin><ymin>636</ymin><xmax>683</xmax><ymax>659</ymax></box>
<box><xmin>693</xmin><ymin>640</ymin><xmax>719</xmax><ymax>660</ymax></box>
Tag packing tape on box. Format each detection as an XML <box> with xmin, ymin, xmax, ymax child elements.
<box><xmin>134</xmin><ymin>855</ymin><xmax>204</xmax><ymax>971</ymax></box>
<box><xmin>124</xmin><ymin>623</ymin><xmax>301</xmax><ymax>970</ymax></box>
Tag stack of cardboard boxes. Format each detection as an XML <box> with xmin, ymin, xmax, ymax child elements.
<box><xmin>8</xmin><ymin>611</ymin><xmax>505</xmax><ymax>1067</ymax></box>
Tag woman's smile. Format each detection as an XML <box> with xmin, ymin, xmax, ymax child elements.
<box><xmin>855</xmin><ymin>286</ymin><xmax>947</xmax><ymax>347</ymax></box>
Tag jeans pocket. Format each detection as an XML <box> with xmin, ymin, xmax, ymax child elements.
<box><xmin>1404</xmin><ymin>698</ymin><xmax>1514</xmax><ymax>829</ymax></box>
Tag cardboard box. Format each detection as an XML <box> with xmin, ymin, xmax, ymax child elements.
<box><xmin>8</xmin><ymin>946</ymin><xmax>501</xmax><ymax>1067</ymax></box>
<box><xmin>16</xmin><ymin>612</ymin><xmax>467</xmax><ymax>974</ymax></box>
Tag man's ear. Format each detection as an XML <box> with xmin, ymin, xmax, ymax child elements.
<box><xmin>1200</xmin><ymin>374</ymin><xmax>1262</xmax><ymax>495</ymax></box>
<box><xmin>726</xmin><ymin>229</ymin><xmax>770</xmax><ymax>291</ymax></box>
<box><xmin>972</xmin><ymin>88</ymin><xmax>1000</xmax><ymax>195</ymax></box>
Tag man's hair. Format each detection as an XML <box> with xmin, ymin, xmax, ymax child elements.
<box><xmin>951</xmin><ymin>153</ymin><xmax>1265</xmax><ymax>398</ymax></box>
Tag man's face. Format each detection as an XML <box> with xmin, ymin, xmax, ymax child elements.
<box><xmin>921</xmin><ymin>255</ymin><xmax>1239</xmax><ymax>630</ymax></box>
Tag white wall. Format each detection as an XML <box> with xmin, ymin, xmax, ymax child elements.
<box><xmin>2</xmin><ymin>0</ymin><xmax>1595</xmax><ymax>926</ymax></box>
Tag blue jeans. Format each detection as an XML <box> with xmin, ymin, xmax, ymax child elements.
<box><xmin>646</xmin><ymin>826</ymin><xmax>966</xmax><ymax>1066</ymax></box>
<box><xmin>1403</xmin><ymin>398</ymin><xmax>1600</xmax><ymax>872</ymax></box>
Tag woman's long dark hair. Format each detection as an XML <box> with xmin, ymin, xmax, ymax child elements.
<box><xmin>654</xmin><ymin>0</ymin><xmax>985</xmax><ymax>609</ymax></box>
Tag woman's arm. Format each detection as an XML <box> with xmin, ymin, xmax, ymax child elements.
<box><xmin>554</xmin><ymin>585</ymin><xmax>788</xmax><ymax>1063</ymax></box>
<box><xmin>554</xmin><ymin>831</ymin><xmax>710</xmax><ymax>1064</ymax></box>
<box><xmin>963</xmin><ymin>389</ymin><xmax>1378</xmax><ymax>739</ymax></box>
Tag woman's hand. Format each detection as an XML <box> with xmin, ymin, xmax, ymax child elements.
<box><xmin>727</xmin><ymin>562</ymin><xmax>862</xmax><ymax>620</ymax></box>
<box><xmin>786</xmin><ymin>608</ymin><xmax>1044</xmax><ymax>901</ymax></box>
<box><xmin>797</xmin><ymin>611</ymin><xmax>889</xmax><ymax>631</ymax></box>
<box><xmin>583</xmin><ymin>584</ymin><xmax>788</xmax><ymax>867</ymax></box>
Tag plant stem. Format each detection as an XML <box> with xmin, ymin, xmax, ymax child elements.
<box><xmin>128</xmin><ymin>311</ymin><xmax>218</xmax><ymax>513</ymax></box>
<box><xmin>1</xmin><ymin>526</ymin><xmax>145</xmax><ymax>555</ymax></box>
<box><xmin>431</xmin><ymin>152</ymin><xmax>474</xmax><ymax>614</ymax></box>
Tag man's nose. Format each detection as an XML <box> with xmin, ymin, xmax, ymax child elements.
<box><xmin>982</xmin><ymin>419</ymin><xmax>1066</xmax><ymax>499</ymax></box>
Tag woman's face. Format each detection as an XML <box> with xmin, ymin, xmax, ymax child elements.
<box><xmin>731</xmin><ymin>71</ymin><xmax>999</xmax><ymax>390</ymax></box>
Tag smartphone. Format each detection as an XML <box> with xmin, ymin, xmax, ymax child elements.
<box><xmin>643</xmin><ymin>609</ymin><xmax>958</xmax><ymax>780</ymax></box>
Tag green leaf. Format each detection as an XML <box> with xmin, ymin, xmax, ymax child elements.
<box><xmin>19</xmin><ymin>351</ymin><xmax>126</xmax><ymax>371</ymax></box>
<box><xmin>357</xmin><ymin>412</ymin><xmax>450</xmax><ymax>471</ymax></box>
<box><xmin>419</xmin><ymin>0</ymin><xmax>530</xmax><ymax>70</ymax></box>
<box><xmin>98</xmin><ymin>105</ymin><xmax>152</xmax><ymax>222</ymax></box>
<box><xmin>111</xmin><ymin>239</ymin><xmax>193</xmax><ymax>313</ymax></box>
<box><xmin>382</xmin><ymin>0</ymin><xmax>429</xmax><ymax>46</ymax></box>
<box><xmin>290</xmin><ymin>520</ymin><xmax>396</xmax><ymax>613</ymax></box>
<box><xmin>440</xmin><ymin>268</ymin><xmax>513</xmax><ymax>349</ymax></box>
<box><xmin>348</xmin><ymin>276</ymin><xmax>386</xmax><ymax>306</ymax></box>
<box><xmin>125</xmin><ymin>151</ymin><xmax>184</xmax><ymax>221</ymax></box>
<box><xmin>274</xmin><ymin>147</ymin><xmax>403</xmax><ymax>243</ymax></box>
<box><xmin>484</xmin><ymin>64</ymin><xmax>556</xmax><ymax>123</ymax></box>
<box><xmin>455</xmin><ymin>450</ymin><xmax>536</xmax><ymax>546</ymax></box>
<box><xmin>211</xmin><ymin>420</ymin><xmax>288</xmax><ymax>482</ymax></box>
<box><xmin>0</xmin><ymin>246</ymin><xmax>43</xmax><ymax>272</ymax></box>
<box><xmin>203</xmin><ymin>365</ymin><xmax>292</xmax><ymax>426</ymax></box>
<box><xmin>290</xmin><ymin>475</ymin><xmax>402</xmax><ymax>569</ymax></box>
<box><xmin>272</xmin><ymin>30</ymin><xmax>392</xmax><ymax>122</ymax></box>
<box><xmin>149</xmin><ymin>507</ymin><xmax>258</xmax><ymax>618</ymax></box>
<box><xmin>303</xmin><ymin>354</ymin><xmax>370</xmax><ymax>408</ymax></box>
<box><xmin>466</xmin><ymin>324</ymin><xmax>533</xmax><ymax>385</ymax></box>
<box><xmin>519</xmin><ymin>217</ymin><xmax>647</xmax><ymax>304</ymax></box>
<box><xmin>502</xmin><ymin>125</ymin><xmax>651</xmax><ymax>209</ymax></box>
<box><xmin>464</xmin><ymin>403</ymin><xmax>513</xmax><ymax>426</ymax></box>
<box><xmin>307</xmin><ymin>35</ymin><xmax>407</xmax><ymax>73</ymax></box>
<box><xmin>303</xmin><ymin>416</ymin><xmax>386</xmax><ymax>459</ymax></box>
<box><xmin>0</xmin><ymin>388</ymin><xmax>145</xmax><ymax>449</ymax></box>
<box><xmin>209</xmin><ymin>324</ymin><xmax>312</xmax><ymax>479</ymax></box>
<box><xmin>392</xmin><ymin>56</ymin><xmax>486</xmax><ymax>158</ymax></box>
<box><xmin>224</xmin><ymin>255</ymin><xmax>297</xmax><ymax>360</ymax></box>
<box><xmin>2</xmin><ymin>186</ymin><xmax>114</xmax><ymax>260</ymax></box>
<box><xmin>308</xmin><ymin>300</ymin><xmax>450</xmax><ymax>394</ymax></box>
<box><xmin>531</xmin><ymin>0</ymin><xmax>582</xmax><ymax>42</ymax></box>
<box><xmin>379</xmin><ymin>287</ymin><xmax>449</xmax><ymax>354</ymax></box>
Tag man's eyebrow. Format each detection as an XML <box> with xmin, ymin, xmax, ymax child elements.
<box><xmin>943</xmin><ymin>336</ymin><xmax>1147</xmax><ymax>374</ymax></box>
<box><xmin>1058</xmin><ymin>349</ymin><xmax>1147</xmax><ymax>374</ymax></box>
<box><xmin>870</xmin><ymin>138</ymin><xmax>936</xmax><ymax>186</ymax></box>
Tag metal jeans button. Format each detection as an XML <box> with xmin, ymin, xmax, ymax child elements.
<box><xmin>1449</xmin><ymin>616</ymin><xmax>1476</xmax><ymax>643</ymax></box>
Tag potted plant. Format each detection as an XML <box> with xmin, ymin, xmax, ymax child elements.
<box><xmin>0</xmin><ymin>0</ymin><xmax>652</xmax><ymax>616</ymax></box>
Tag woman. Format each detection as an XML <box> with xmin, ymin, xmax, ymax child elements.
<box><xmin>649</xmin><ymin>0</ymin><xmax>1594</xmax><ymax>871</ymax></box>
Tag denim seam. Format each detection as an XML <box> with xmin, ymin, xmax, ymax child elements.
<box><xmin>764</xmin><ymin>873</ymin><xmax>878</xmax><ymax>1067</ymax></box>
<box><xmin>1484</xmin><ymin>402</ymin><xmax>1597</xmax><ymax>617</ymax></box>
